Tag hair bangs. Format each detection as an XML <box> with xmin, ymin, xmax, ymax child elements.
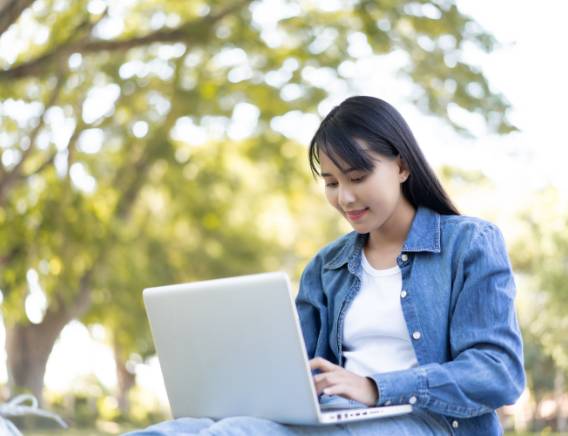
<box><xmin>309</xmin><ymin>119</ymin><xmax>374</xmax><ymax>177</ymax></box>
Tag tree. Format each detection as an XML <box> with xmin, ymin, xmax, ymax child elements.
<box><xmin>509</xmin><ymin>187</ymin><xmax>568</xmax><ymax>431</ymax></box>
<box><xmin>1</xmin><ymin>0</ymin><xmax>514</xmax><ymax>405</ymax></box>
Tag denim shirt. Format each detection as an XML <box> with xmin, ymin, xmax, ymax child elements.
<box><xmin>295</xmin><ymin>207</ymin><xmax>525</xmax><ymax>435</ymax></box>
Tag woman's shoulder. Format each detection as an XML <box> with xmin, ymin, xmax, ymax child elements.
<box><xmin>439</xmin><ymin>213</ymin><xmax>505</xmax><ymax>249</ymax></box>
<box><xmin>440</xmin><ymin>210</ymin><xmax>497</xmax><ymax>231</ymax></box>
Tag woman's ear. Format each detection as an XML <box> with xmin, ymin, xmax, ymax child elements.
<box><xmin>398</xmin><ymin>158</ymin><xmax>410</xmax><ymax>183</ymax></box>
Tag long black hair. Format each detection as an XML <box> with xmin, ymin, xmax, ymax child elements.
<box><xmin>309</xmin><ymin>96</ymin><xmax>459</xmax><ymax>216</ymax></box>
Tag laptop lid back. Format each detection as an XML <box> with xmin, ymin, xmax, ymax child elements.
<box><xmin>143</xmin><ymin>272</ymin><xmax>321</xmax><ymax>425</ymax></box>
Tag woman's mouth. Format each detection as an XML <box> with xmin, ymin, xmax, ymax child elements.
<box><xmin>345</xmin><ymin>208</ymin><xmax>369</xmax><ymax>221</ymax></box>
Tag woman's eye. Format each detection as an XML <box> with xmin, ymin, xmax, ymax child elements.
<box><xmin>325</xmin><ymin>181</ymin><xmax>338</xmax><ymax>188</ymax></box>
<box><xmin>351</xmin><ymin>175</ymin><xmax>366</xmax><ymax>183</ymax></box>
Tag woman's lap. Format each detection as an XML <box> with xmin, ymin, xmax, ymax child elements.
<box><xmin>123</xmin><ymin>409</ymin><xmax>453</xmax><ymax>435</ymax></box>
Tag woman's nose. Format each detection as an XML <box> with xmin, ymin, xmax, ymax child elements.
<box><xmin>338</xmin><ymin>185</ymin><xmax>356</xmax><ymax>207</ymax></box>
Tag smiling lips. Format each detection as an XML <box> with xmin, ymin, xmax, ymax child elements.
<box><xmin>345</xmin><ymin>208</ymin><xmax>369</xmax><ymax>221</ymax></box>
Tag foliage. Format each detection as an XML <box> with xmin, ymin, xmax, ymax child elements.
<box><xmin>510</xmin><ymin>188</ymin><xmax>568</xmax><ymax>372</ymax></box>
<box><xmin>0</xmin><ymin>0</ymin><xmax>516</xmax><ymax>402</ymax></box>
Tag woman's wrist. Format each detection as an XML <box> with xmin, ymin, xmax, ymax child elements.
<box><xmin>366</xmin><ymin>377</ymin><xmax>379</xmax><ymax>405</ymax></box>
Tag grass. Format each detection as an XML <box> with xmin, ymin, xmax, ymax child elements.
<box><xmin>23</xmin><ymin>421</ymin><xmax>137</xmax><ymax>436</ymax></box>
<box><xmin>27</xmin><ymin>428</ymin><xmax>135</xmax><ymax>436</ymax></box>
<box><xmin>23</xmin><ymin>429</ymin><xmax>568</xmax><ymax>436</ymax></box>
<box><xmin>27</xmin><ymin>431</ymin><xmax>111</xmax><ymax>436</ymax></box>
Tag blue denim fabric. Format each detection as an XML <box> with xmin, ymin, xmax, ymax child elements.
<box><xmin>296</xmin><ymin>206</ymin><xmax>525</xmax><ymax>435</ymax></box>
<box><xmin>123</xmin><ymin>409</ymin><xmax>453</xmax><ymax>435</ymax></box>
<box><xmin>319</xmin><ymin>394</ymin><xmax>369</xmax><ymax>410</ymax></box>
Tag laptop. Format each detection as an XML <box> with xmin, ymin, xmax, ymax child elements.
<box><xmin>143</xmin><ymin>272</ymin><xmax>412</xmax><ymax>425</ymax></box>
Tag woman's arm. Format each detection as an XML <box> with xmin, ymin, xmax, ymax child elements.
<box><xmin>368</xmin><ymin>224</ymin><xmax>525</xmax><ymax>418</ymax></box>
<box><xmin>295</xmin><ymin>255</ymin><xmax>327</xmax><ymax>360</ymax></box>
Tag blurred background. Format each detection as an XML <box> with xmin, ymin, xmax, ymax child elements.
<box><xmin>1</xmin><ymin>0</ymin><xmax>567</xmax><ymax>434</ymax></box>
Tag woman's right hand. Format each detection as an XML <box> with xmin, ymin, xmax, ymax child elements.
<box><xmin>309</xmin><ymin>357</ymin><xmax>379</xmax><ymax>406</ymax></box>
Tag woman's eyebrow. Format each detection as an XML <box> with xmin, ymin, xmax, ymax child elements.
<box><xmin>321</xmin><ymin>168</ymin><xmax>358</xmax><ymax>177</ymax></box>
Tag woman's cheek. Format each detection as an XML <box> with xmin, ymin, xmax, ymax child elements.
<box><xmin>325</xmin><ymin>190</ymin><xmax>337</xmax><ymax>208</ymax></box>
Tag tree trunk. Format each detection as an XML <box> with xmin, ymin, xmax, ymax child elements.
<box><xmin>555</xmin><ymin>369</ymin><xmax>567</xmax><ymax>431</ymax></box>
<box><xmin>5</xmin><ymin>316</ymin><xmax>68</xmax><ymax>405</ymax></box>
<box><xmin>114</xmin><ymin>346</ymin><xmax>136</xmax><ymax>416</ymax></box>
<box><xmin>2</xmin><ymin>72</ymin><xmax>174</xmax><ymax>409</ymax></box>
<box><xmin>0</xmin><ymin>0</ymin><xmax>39</xmax><ymax>38</ymax></box>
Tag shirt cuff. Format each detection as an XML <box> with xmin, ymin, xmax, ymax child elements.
<box><xmin>368</xmin><ymin>366</ymin><xmax>429</xmax><ymax>407</ymax></box>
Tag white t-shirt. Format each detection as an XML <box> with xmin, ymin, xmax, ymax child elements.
<box><xmin>343</xmin><ymin>252</ymin><xmax>418</xmax><ymax>376</ymax></box>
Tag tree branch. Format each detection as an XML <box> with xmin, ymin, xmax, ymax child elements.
<box><xmin>0</xmin><ymin>0</ymin><xmax>252</xmax><ymax>81</ymax></box>
<box><xmin>22</xmin><ymin>152</ymin><xmax>56</xmax><ymax>178</ymax></box>
<box><xmin>62</xmin><ymin>145</ymin><xmax>157</xmax><ymax>319</ymax></box>
<box><xmin>69</xmin><ymin>262</ymin><xmax>97</xmax><ymax>319</ymax></box>
<box><xmin>0</xmin><ymin>244</ymin><xmax>24</xmax><ymax>268</ymax></box>
<box><xmin>0</xmin><ymin>0</ymin><xmax>39</xmax><ymax>38</ymax></box>
<box><xmin>0</xmin><ymin>75</ymin><xmax>65</xmax><ymax>206</ymax></box>
<box><xmin>14</xmin><ymin>77</ymin><xmax>64</xmax><ymax>172</ymax></box>
<box><xmin>40</xmin><ymin>40</ymin><xmax>197</xmax><ymax>333</ymax></box>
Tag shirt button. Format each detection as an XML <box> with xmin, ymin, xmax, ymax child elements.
<box><xmin>400</xmin><ymin>290</ymin><xmax>408</xmax><ymax>298</ymax></box>
<box><xmin>408</xmin><ymin>396</ymin><xmax>417</xmax><ymax>405</ymax></box>
<box><xmin>385</xmin><ymin>400</ymin><xmax>392</xmax><ymax>406</ymax></box>
<box><xmin>401</xmin><ymin>254</ymin><xmax>408</xmax><ymax>262</ymax></box>
<box><xmin>452</xmin><ymin>420</ymin><xmax>459</xmax><ymax>429</ymax></box>
<box><xmin>412</xmin><ymin>331</ymin><xmax>421</xmax><ymax>340</ymax></box>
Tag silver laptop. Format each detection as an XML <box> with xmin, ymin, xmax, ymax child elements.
<box><xmin>143</xmin><ymin>272</ymin><xmax>412</xmax><ymax>425</ymax></box>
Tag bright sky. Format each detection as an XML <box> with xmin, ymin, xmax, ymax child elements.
<box><xmin>1</xmin><ymin>0</ymin><xmax>567</xmax><ymax>407</ymax></box>
<box><xmin>327</xmin><ymin>0</ymin><xmax>568</xmax><ymax>194</ymax></box>
<box><xmin>423</xmin><ymin>0</ymin><xmax>568</xmax><ymax>192</ymax></box>
<box><xmin>323</xmin><ymin>0</ymin><xmax>568</xmax><ymax>240</ymax></box>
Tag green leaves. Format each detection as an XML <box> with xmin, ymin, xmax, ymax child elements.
<box><xmin>508</xmin><ymin>188</ymin><xmax>568</xmax><ymax>395</ymax></box>
<box><xmin>1</xmin><ymin>0</ymin><xmax>515</xmax><ymax>132</ymax></box>
<box><xmin>0</xmin><ymin>0</ymin><xmax>519</xmax><ymax>396</ymax></box>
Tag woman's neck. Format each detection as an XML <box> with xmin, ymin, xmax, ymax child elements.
<box><xmin>367</xmin><ymin>199</ymin><xmax>416</xmax><ymax>254</ymax></box>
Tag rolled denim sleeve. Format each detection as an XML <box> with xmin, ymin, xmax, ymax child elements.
<box><xmin>369</xmin><ymin>224</ymin><xmax>525</xmax><ymax>418</ymax></box>
<box><xmin>295</xmin><ymin>255</ymin><xmax>328</xmax><ymax>361</ymax></box>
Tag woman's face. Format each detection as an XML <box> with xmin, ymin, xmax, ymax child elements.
<box><xmin>319</xmin><ymin>147</ymin><xmax>409</xmax><ymax>235</ymax></box>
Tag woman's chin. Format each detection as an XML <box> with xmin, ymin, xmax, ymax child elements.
<box><xmin>347</xmin><ymin>221</ymin><xmax>371</xmax><ymax>234</ymax></box>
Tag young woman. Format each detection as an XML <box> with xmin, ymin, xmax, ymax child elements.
<box><xmin>126</xmin><ymin>96</ymin><xmax>525</xmax><ymax>435</ymax></box>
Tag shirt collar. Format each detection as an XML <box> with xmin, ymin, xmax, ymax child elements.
<box><xmin>402</xmin><ymin>206</ymin><xmax>441</xmax><ymax>253</ymax></box>
<box><xmin>323</xmin><ymin>206</ymin><xmax>441</xmax><ymax>270</ymax></box>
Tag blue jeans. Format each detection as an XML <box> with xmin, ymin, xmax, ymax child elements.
<box><xmin>123</xmin><ymin>396</ymin><xmax>453</xmax><ymax>435</ymax></box>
